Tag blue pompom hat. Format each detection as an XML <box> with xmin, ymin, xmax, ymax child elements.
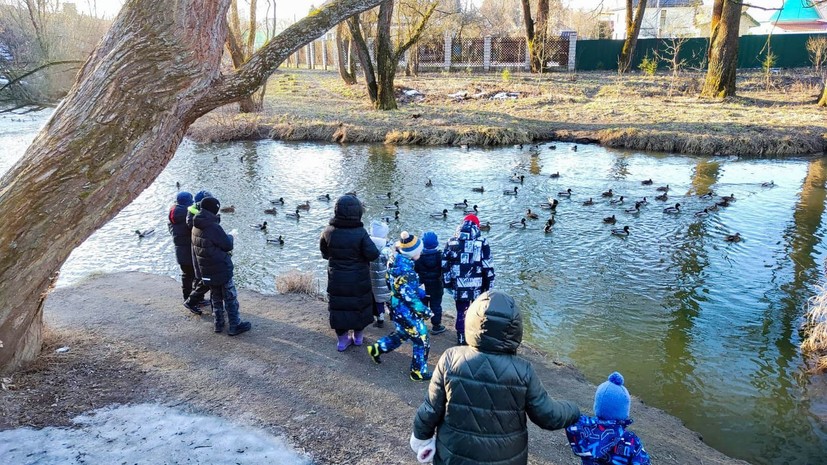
<box><xmin>422</xmin><ymin>231</ymin><xmax>439</xmax><ymax>250</ymax></box>
<box><xmin>397</xmin><ymin>231</ymin><xmax>423</xmax><ymax>258</ymax></box>
<box><xmin>593</xmin><ymin>371</ymin><xmax>631</xmax><ymax>421</ymax></box>
<box><xmin>194</xmin><ymin>190</ymin><xmax>213</xmax><ymax>204</ymax></box>
<box><xmin>176</xmin><ymin>191</ymin><xmax>194</xmax><ymax>207</ymax></box>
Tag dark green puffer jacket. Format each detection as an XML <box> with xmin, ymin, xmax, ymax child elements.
<box><xmin>413</xmin><ymin>291</ymin><xmax>580</xmax><ymax>465</ymax></box>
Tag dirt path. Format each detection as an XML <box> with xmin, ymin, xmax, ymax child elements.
<box><xmin>1</xmin><ymin>272</ymin><xmax>747</xmax><ymax>465</ymax></box>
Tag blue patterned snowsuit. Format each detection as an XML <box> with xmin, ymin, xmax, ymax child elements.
<box><xmin>374</xmin><ymin>253</ymin><xmax>432</xmax><ymax>377</ymax></box>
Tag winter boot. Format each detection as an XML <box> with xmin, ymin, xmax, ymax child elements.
<box><xmin>410</xmin><ymin>370</ymin><xmax>432</xmax><ymax>382</ymax></box>
<box><xmin>457</xmin><ymin>332</ymin><xmax>467</xmax><ymax>346</ymax></box>
<box><xmin>337</xmin><ymin>334</ymin><xmax>353</xmax><ymax>352</ymax></box>
<box><xmin>213</xmin><ymin>307</ymin><xmax>225</xmax><ymax>333</ymax></box>
<box><xmin>352</xmin><ymin>330</ymin><xmax>364</xmax><ymax>346</ymax></box>
<box><xmin>374</xmin><ymin>313</ymin><xmax>385</xmax><ymax>328</ymax></box>
<box><xmin>183</xmin><ymin>298</ymin><xmax>203</xmax><ymax>315</ymax></box>
<box><xmin>225</xmin><ymin>301</ymin><xmax>250</xmax><ymax>336</ymax></box>
<box><xmin>367</xmin><ymin>343</ymin><xmax>382</xmax><ymax>364</ymax></box>
<box><xmin>432</xmin><ymin>324</ymin><xmax>447</xmax><ymax>335</ymax></box>
<box><xmin>227</xmin><ymin>321</ymin><xmax>251</xmax><ymax>336</ymax></box>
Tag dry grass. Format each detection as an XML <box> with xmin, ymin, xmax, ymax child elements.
<box><xmin>188</xmin><ymin>68</ymin><xmax>827</xmax><ymax>156</ymax></box>
<box><xmin>802</xmin><ymin>285</ymin><xmax>827</xmax><ymax>373</ymax></box>
<box><xmin>275</xmin><ymin>271</ymin><xmax>321</xmax><ymax>298</ymax></box>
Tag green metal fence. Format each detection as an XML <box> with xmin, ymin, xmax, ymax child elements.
<box><xmin>576</xmin><ymin>34</ymin><xmax>822</xmax><ymax>71</ymax></box>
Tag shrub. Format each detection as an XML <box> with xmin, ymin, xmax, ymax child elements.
<box><xmin>501</xmin><ymin>68</ymin><xmax>511</xmax><ymax>82</ymax></box>
<box><xmin>807</xmin><ymin>36</ymin><xmax>827</xmax><ymax>72</ymax></box>
<box><xmin>638</xmin><ymin>54</ymin><xmax>657</xmax><ymax>76</ymax></box>
<box><xmin>276</xmin><ymin>271</ymin><xmax>321</xmax><ymax>297</ymax></box>
<box><xmin>802</xmin><ymin>284</ymin><xmax>827</xmax><ymax>374</ymax></box>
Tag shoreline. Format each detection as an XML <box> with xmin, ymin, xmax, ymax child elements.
<box><xmin>187</xmin><ymin>69</ymin><xmax>827</xmax><ymax>157</ymax></box>
<box><xmin>0</xmin><ymin>272</ymin><xmax>748</xmax><ymax>465</ymax></box>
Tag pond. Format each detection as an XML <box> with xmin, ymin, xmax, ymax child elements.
<box><xmin>3</xmin><ymin>111</ymin><xmax>827</xmax><ymax>465</ymax></box>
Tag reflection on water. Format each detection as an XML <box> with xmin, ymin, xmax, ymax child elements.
<box><xmin>3</xmin><ymin>112</ymin><xmax>827</xmax><ymax>465</ymax></box>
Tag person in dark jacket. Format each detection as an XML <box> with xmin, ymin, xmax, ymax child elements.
<box><xmin>182</xmin><ymin>190</ymin><xmax>212</xmax><ymax>313</ymax></box>
<box><xmin>442</xmin><ymin>214</ymin><xmax>495</xmax><ymax>345</ymax></box>
<box><xmin>168</xmin><ymin>191</ymin><xmax>197</xmax><ymax>303</ymax></box>
<box><xmin>192</xmin><ymin>196</ymin><xmax>251</xmax><ymax>336</ymax></box>
<box><xmin>411</xmin><ymin>291</ymin><xmax>580</xmax><ymax>465</ymax></box>
<box><xmin>415</xmin><ymin>231</ymin><xmax>445</xmax><ymax>334</ymax></box>
<box><xmin>320</xmin><ymin>195</ymin><xmax>380</xmax><ymax>351</ymax></box>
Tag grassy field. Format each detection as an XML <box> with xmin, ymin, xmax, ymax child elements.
<box><xmin>189</xmin><ymin>68</ymin><xmax>827</xmax><ymax>156</ymax></box>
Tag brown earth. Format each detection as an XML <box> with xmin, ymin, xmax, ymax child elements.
<box><xmin>0</xmin><ymin>272</ymin><xmax>748</xmax><ymax>465</ymax></box>
<box><xmin>188</xmin><ymin>68</ymin><xmax>827</xmax><ymax>156</ymax></box>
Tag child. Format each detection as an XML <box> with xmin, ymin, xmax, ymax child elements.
<box><xmin>368</xmin><ymin>221</ymin><xmax>392</xmax><ymax>328</ymax></box>
<box><xmin>411</xmin><ymin>291</ymin><xmax>580</xmax><ymax>464</ymax></box>
<box><xmin>442</xmin><ymin>214</ymin><xmax>495</xmax><ymax>345</ymax></box>
<box><xmin>168</xmin><ymin>191</ymin><xmax>197</xmax><ymax>304</ymax></box>
<box><xmin>368</xmin><ymin>231</ymin><xmax>433</xmax><ymax>381</ymax></box>
<box><xmin>415</xmin><ymin>231</ymin><xmax>445</xmax><ymax>334</ymax></box>
<box><xmin>182</xmin><ymin>190</ymin><xmax>212</xmax><ymax>313</ymax></box>
<box><xmin>566</xmin><ymin>372</ymin><xmax>651</xmax><ymax>465</ymax></box>
<box><xmin>192</xmin><ymin>196</ymin><xmax>251</xmax><ymax>336</ymax></box>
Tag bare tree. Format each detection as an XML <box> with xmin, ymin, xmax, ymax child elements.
<box><xmin>520</xmin><ymin>0</ymin><xmax>550</xmax><ymax>73</ymax></box>
<box><xmin>617</xmin><ymin>0</ymin><xmax>647</xmax><ymax>74</ymax></box>
<box><xmin>0</xmin><ymin>0</ymin><xmax>385</xmax><ymax>374</ymax></box>
<box><xmin>700</xmin><ymin>0</ymin><xmax>741</xmax><ymax>98</ymax></box>
<box><xmin>335</xmin><ymin>22</ymin><xmax>358</xmax><ymax>84</ymax></box>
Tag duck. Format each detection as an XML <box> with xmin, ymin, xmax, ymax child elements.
<box><xmin>344</xmin><ymin>191</ymin><xmax>358</xmax><ymax>196</ymax></box>
<box><xmin>603</xmin><ymin>215</ymin><xmax>617</xmax><ymax>224</ymax></box>
<box><xmin>694</xmin><ymin>208</ymin><xmax>710</xmax><ymax>218</ymax></box>
<box><xmin>382</xmin><ymin>210</ymin><xmax>400</xmax><ymax>222</ymax></box>
<box><xmin>286</xmin><ymin>209</ymin><xmax>301</xmax><ymax>219</ymax></box>
<box><xmin>655</xmin><ymin>193</ymin><xmax>668</xmax><ymax>201</ymax></box>
<box><xmin>479</xmin><ymin>221</ymin><xmax>491</xmax><ymax>231</ymax></box>
<box><xmin>425</xmin><ymin>179</ymin><xmax>433</xmax><ymax>187</ymax></box>
<box><xmin>134</xmin><ymin>229</ymin><xmax>155</xmax><ymax>238</ymax></box>
<box><xmin>716</xmin><ymin>199</ymin><xmax>731</xmax><ymax>208</ymax></box>
<box><xmin>264</xmin><ymin>207</ymin><xmax>278</xmax><ymax>215</ymax></box>
<box><xmin>213</xmin><ymin>155</ymin><xmax>218</xmax><ymax>163</ymax></box>
<box><xmin>549</xmin><ymin>171</ymin><xmax>561</xmax><ymax>179</ymax></box>
<box><xmin>610</xmin><ymin>195</ymin><xmax>625</xmax><ymax>205</ymax></box>
<box><xmin>509</xmin><ymin>218</ymin><xmax>527</xmax><ymax>228</ymax></box>
<box><xmin>385</xmin><ymin>201</ymin><xmax>400</xmax><ymax>210</ymax></box>
<box><xmin>641</xmin><ymin>179</ymin><xmax>653</xmax><ymax>185</ymax></box>
<box><xmin>707</xmin><ymin>203</ymin><xmax>719</xmax><ymax>212</ymax></box>
<box><xmin>267</xmin><ymin>235</ymin><xmax>285</xmax><ymax>245</ymax></box>
<box><xmin>471</xmin><ymin>186</ymin><xmax>485</xmax><ymax>193</ymax></box>
<box><xmin>700</xmin><ymin>191</ymin><xmax>714</xmax><ymax>200</ymax></box>
<box><xmin>453</xmin><ymin>199</ymin><xmax>468</xmax><ymax>208</ymax></box>
<box><xmin>516</xmin><ymin>144</ymin><xmax>524</xmax><ymax>150</ymax></box>
<box><xmin>543</xmin><ymin>219</ymin><xmax>554</xmax><ymax>233</ymax></box>
<box><xmin>571</xmin><ymin>145</ymin><xmax>578</xmax><ymax>152</ymax></box>
<box><xmin>624</xmin><ymin>203</ymin><xmax>641</xmax><ymax>214</ymax></box>
<box><xmin>220</xmin><ymin>205</ymin><xmax>236</xmax><ymax>213</ymax></box>
<box><xmin>525</xmin><ymin>209</ymin><xmax>539</xmax><ymax>219</ymax></box>
<box><xmin>663</xmin><ymin>203</ymin><xmax>681</xmax><ymax>214</ymax></box>
<box><xmin>547</xmin><ymin>198</ymin><xmax>559</xmax><ymax>210</ymax></box>
<box><xmin>270</xmin><ymin>197</ymin><xmax>285</xmax><ymax>205</ymax></box>
<box><xmin>175</xmin><ymin>181</ymin><xmax>180</xmax><ymax>190</ymax></box>
<box><xmin>637</xmin><ymin>196</ymin><xmax>648</xmax><ymax>205</ymax></box>
<box><xmin>503</xmin><ymin>187</ymin><xmax>519</xmax><ymax>195</ymax></box>
<box><xmin>376</xmin><ymin>192</ymin><xmax>392</xmax><ymax>200</ymax></box>
<box><xmin>296</xmin><ymin>201</ymin><xmax>311</xmax><ymax>211</ymax></box>
<box><xmin>724</xmin><ymin>232</ymin><xmax>742</xmax><ymax>243</ymax></box>
<box><xmin>548</xmin><ymin>144</ymin><xmax>557</xmax><ymax>150</ymax></box>
<box><xmin>460</xmin><ymin>144</ymin><xmax>470</xmax><ymax>151</ymax></box>
<box><xmin>611</xmin><ymin>225</ymin><xmax>631</xmax><ymax>236</ymax></box>
<box><xmin>510</xmin><ymin>174</ymin><xmax>525</xmax><ymax>184</ymax></box>
<box><xmin>251</xmin><ymin>221</ymin><xmax>268</xmax><ymax>230</ymax></box>
<box><xmin>601</xmin><ymin>189</ymin><xmax>614</xmax><ymax>198</ymax></box>
<box><xmin>656</xmin><ymin>185</ymin><xmax>670</xmax><ymax>192</ymax></box>
<box><xmin>317</xmin><ymin>194</ymin><xmax>331</xmax><ymax>201</ymax></box>
<box><xmin>430</xmin><ymin>209</ymin><xmax>448</xmax><ymax>218</ymax></box>
<box><xmin>558</xmin><ymin>188</ymin><xmax>573</xmax><ymax>198</ymax></box>
<box><xmin>761</xmin><ymin>180</ymin><xmax>775</xmax><ymax>188</ymax></box>
<box><xmin>721</xmin><ymin>193</ymin><xmax>736</xmax><ymax>202</ymax></box>
<box><xmin>582</xmin><ymin>198</ymin><xmax>595</xmax><ymax>206</ymax></box>
<box><xmin>464</xmin><ymin>205</ymin><xmax>479</xmax><ymax>215</ymax></box>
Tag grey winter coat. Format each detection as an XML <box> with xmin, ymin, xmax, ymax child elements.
<box><xmin>413</xmin><ymin>291</ymin><xmax>580</xmax><ymax>465</ymax></box>
<box><xmin>369</xmin><ymin>237</ymin><xmax>391</xmax><ymax>303</ymax></box>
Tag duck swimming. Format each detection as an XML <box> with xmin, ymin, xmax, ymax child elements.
<box><xmin>376</xmin><ymin>192</ymin><xmax>391</xmax><ymax>200</ymax></box>
<box><xmin>251</xmin><ymin>221</ymin><xmax>268</xmax><ymax>230</ymax></box>
<box><xmin>135</xmin><ymin>229</ymin><xmax>155</xmax><ymax>238</ymax></box>
<box><xmin>721</xmin><ymin>193</ymin><xmax>736</xmax><ymax>202</ymax></box>
<box><xmin>694</xmin><ymin>208</ymin><xmax>710</xmax><ymax>218</ymax></box>
<box><xmin>297</xmin><ymin>201</ymin><xmax>311</xmax><ymax>211</ymax></box>
<box><xmin>510</xmin><ymin>174</ymin><xmax>525</xmax><ymax>184</ymax></box>
<box><xmin>610</xmin><ymin>196</ymin><xmax>624</xmax><ymax>205</ymax></box>
<box><xmin>431</xmin><ymin>209</ymin><xmax>448</xmax><ymax>218</ymax></box>
<box><xmin>264</xmin><ymin>207</ymin><xmax>278</xmax><ymax>215</ymax></box>
<box><xmin>655</xmin><ymin>193</ymin><xmax>668</xmax><ymax>201</ymax></box>
<box><xmin>503</xmin><ymin>187</ymin><xmax>519</xmax><ymax>195</ymax></box>
<box><xmin>220</xmin><ymin>205</ymin><xmax>235</xmax><ymax>213</ymax></box>
<box><xmin>317</xmin><ymin>194</ymin><xmax>331</xmax><ymax>201</ymax></box>
<box><xmin>601</xmin><ymin>189</ymin><xmax>614</xmax><ymax>198</ymax></box>
<box><xmin>637</xmin><ymin>196</ymin><xmax>648</xmax><ymax>205</ymax></box>
<box><xmin>761</xmin><ymin>181</ymin><xmax>775</xmax><ymax>188</ymax></box>
<box><xmin>624</xmin><ymin>203</ymin><xmax>641</xmax><ymax>214</ymax></box>
<box><xmin>656</xmin><ymin>185</ymin><xmax>670</xmax><ymax>192</ymax></box>
<box><xmin>716</xmin><ymin>199</ymin><xmax>730</xmax><ymax>208</ymax></box>
<box><xmin>478</xmin><ymin>221</ymin><xmax>491</xmax><ymax>231</ymax></box>
<box><xmin>471</xmin><ymin>186</ymin><xmax>485</xmax><ymax>193</ymax></box>
<box><xmin>725</xmin><ymin>232</ymin><xmax>742</xmax><ymax>243</ymax></box>
<box><xmin>453</xmin><ymin>199</ymin><xmax>468</xmax><ymax>208</ymax></box>
<box><xmin>663</xmin><ymin>203</ymin><xmax>681</xmax><ymax>214</ymax></box>
<box><xmin>425</xmin><ymin>179</ymin><xmax>433</xmax><ymax>187</ymax></box>
<box><xmin>267</xmin><ymin>235</ymin><xmax>285</xmax><ymax>245</ymax></box>
<box><xmin>286</xmin><ymin>210</ymin><xmax>301</xmax><ymax>219</ymax></box>
<box><xmin>464</xmin><ymin>205</ymin><xmax>479</xmax><ymax>215</ymax></box>
<box><xmin>583</xmin><ymin>198</ymin><xmax>595</xmax><ymax>206</ymax></box>
<box><xmin>270</xmin><ymin>197</ymin><xmax>285</xmax><ymax>205</ymax></box>
<box><xmin>525</xmin><ymin>209</ymin><xmax>539</xmax><ymax>219</ymax></box>
<box><xmin>543</xmin><ymin>219</ymin><xmax>554</xmax><ymax>233</ymax></box>
<box><xmin>611</xmin><ymin>225</ymin><xmax>630</xmax><ymax>236</ymax></box>
<box><xmin>509</xmin><ymin>218</ymin><xmax>527</xmax><ymax>228</ymax></box>
<box><xmin>700</xmin><ymin>191</ymin><xmax>714</xmax><ymax>200</ymax></box>
<box><xmin>382</xmin><ymin>210</ymin><xmax>400</xmax><ymax>222</ymax></box>
<box><xmin>558</xmin><ymin>188</ymin><xmax>573</xmax><ymax>198</ymax></box>
<box><xmin>603</xmin><ymin>215</ymin><xmax>617</xmax><ymax>224</ymax></box>
<box><xmin>385</xmin><ymin>201</ymin><xmax>400</xmax><ymax>210</ymax></box>
<box><xmin>549</xmin><ymin>172</ymin><xmax>560</xmax><ymax>179</ymax></box>
<box><xmin>641</xmin><ymin>179</ymin><xmax>653</xmax><ymax>185</ymax></box>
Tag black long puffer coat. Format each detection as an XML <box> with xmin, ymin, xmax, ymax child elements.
<box><xmin>192</xmin><ymin>208</ymin><xmax>234</xmax><ymax>286</ymax></box>
<box><xmin>319</xmin><ymin>195</ymin><xmax>380</xmax><ymax>331</ymax></box>
<box><xmin>168</xmin><ymin>204</ymin><xmax>192</xmax><ymax>266</ymax></box>
<box><xmin>413</xmin><ymin>291</ymin><xmax>581</xmax><ymax>465</ymax></box>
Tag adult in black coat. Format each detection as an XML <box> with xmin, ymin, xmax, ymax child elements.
<box><xmin>320</xmin><ymin>195</ymin><xmax>380</xmax><ymax>351</ymax></box>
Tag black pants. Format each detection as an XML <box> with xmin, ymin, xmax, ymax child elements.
<box><xmin>179</xmin><ymin>263</ymin><xmax>195</xmax><ymax>300</ymax></box>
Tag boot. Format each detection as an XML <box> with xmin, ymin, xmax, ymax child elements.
<box><xmin>457</xmin><ymin>332</ymin><xmax>467</xmax><ymax>346</ymax></box>
<box><xmin>337</xmin><ymin>334</ymin><xmax>353</xmax><ymax>352</ymax></box>
<box><xmin>228</xmin><ymin>321</ymin><xmax>251</xmax><ymax>336</ymax></box>
<box><xmin>225</xmin><ymin>299</ymin><xmax>250</xmax><ymax>336</ymax></box>
<box><xmin>410</xmin><ymin>370</ymin><xmax>432</xmax><ymax>382</ymax></box>
<box><xmin>213</xmin><ymin>308</ymin><xmax>225</xmax><ymax>333</ymax></box>
<box><xmin>352</xmin><ymin>330</ymin><xmax>364</xmax><ymax>346</ymax></box>
<box><xmin>367</xmin><ymin>343</ymin><xmax>382</xmax><ymax>364</ymax></box>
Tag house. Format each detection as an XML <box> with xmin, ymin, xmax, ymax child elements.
<box><xmin>750</xmin><ymin>0</ymin><xmax>827</xmax><ymax>34</ymax></box>
<box><xmin>606</xmin><ymin>0</ymin><xmax>758</xmax><ymax>39</ymax></box>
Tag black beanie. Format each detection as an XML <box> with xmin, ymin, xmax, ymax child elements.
<box><xmin>201</xmin><ymin>197</ymin><xmax>220</xmax><ymax>215</ymax></box>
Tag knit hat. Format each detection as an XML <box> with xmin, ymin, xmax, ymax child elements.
<box><xmin>396</xmin><ymin>231</ymin><xmax>423</xmax><ymax>258</ymax></box>
<box><xmin>176</xmin><ymin>191</ymin><xmax>193</xmax><ymax>207</ymax></box>
<box><xmin>422</xmin><ymin>231</ymin><xmax>439</xmax><ymax>250</ymax></box>
<box><xmin>371</xmin><ymin>220</ymin><xmax>389</xmax><ymax>239</ymax></box>
<box><xmin>201</xmin><ymin>197</ymin><xmax>221</xmax><ymax>215</ymax></box>
<box><xmin>463</xmin><ymin>214</ymin><xmax>480</xmax><ymax>227</ymax></box>
<box><xmin>593</xmin><ymin>372</ymin><xmax>631</xmax><ymax>421</ymax></box>
<box><xmin>194</xmin><ymin>190</ymin><xmax>213</xmax><ymax>204</ymax></box>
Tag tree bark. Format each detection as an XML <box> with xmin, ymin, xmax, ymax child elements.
<box><xmin>336</xmin><ymin>23</ymin><xmax>357</xmax><ymax>85</ymax></box>
<box><xmin>376</xmin><ymin>1</ymin><xmax>397</xmax><ymax>110</ymax></box>
<box><xmin>520</xmin><ymin>0</ymin><xmax>551</xmax><ymax>73</ymax></box>
<box><xmin>0</xmin><ymin>0</ymin><xmax>385</xmax><ymax>374</ymax></box>
<box><xmin>618</xmin><ymin>0</ymin><xmax>647</xmax><ymax>74</ymax></box>
<box><xmin>701</xmin><ymin>0</ymin><xmax>741</xmax><ymax>98</ymax></box>
<box><xmin>819</xmin><ymin>79</ymin><xmax>827</xmax><ymax>107</ymax></box>
<box><xmin>348</xmin><ymin>15</ymin><xmax>378</xmax><ymax>103</ymax></box>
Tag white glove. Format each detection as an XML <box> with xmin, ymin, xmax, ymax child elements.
<box><xmin>228</xmin><ymin>229</ymin><xmax>238</xmax><ymax>236</ymax></box>
<box><xmin>410</xmin><ymin>433</ymin><xmax>436</xmax><ymax>463</ymax></box>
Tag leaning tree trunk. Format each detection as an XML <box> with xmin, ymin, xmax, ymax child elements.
<box><xmin>336</xmin><ymin>23</ymin><xmax>357</xmax><ymax>85</ymax></box>
<box><xmin>0</xmin><ymin>0</ymin><xmax>384</xmax><ymax>374</ymax></box>
<box><xmin>348</xmin><ymin>15</ymin><xmax>378</xmax><ymax>103</ymax></box>
<box><xmin>375</xmin><ymin>1</ymin><xmax>397</xmax><ymax>110</ymax></box>
<box><xmin>701</xmin><ymin>0</ymin><xmax>741</xmax><ymax>98</ymax></box>
<box><xmin>618</xmin><ymin>0</ymin><xmax>647</xmax><ymax>74</ymax></box>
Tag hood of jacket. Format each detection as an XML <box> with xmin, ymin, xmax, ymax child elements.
<box><xmin>466</xmin><ymin>291</ymin><xmax>522</xmax><ymax>354</ymax></box>
<box><xmin>457</xmin><ymin>220</ymin><xmax>481</xmax><ymax>241</ymax></box>
<box><xmin>193</xmin><ymin>208</ymin><xmax>221</xmax><ymax>230</ymax></box>
<box><xmin>331</xmin><ymin>195</ymin><xmax>363</xmax><ymax>227</ymax></box>
<box><xmin>388</xmin><ymin>252</ymin><xmax>416</xmax><ymax>277</ymax></box>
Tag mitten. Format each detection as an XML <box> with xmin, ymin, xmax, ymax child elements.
<box><xmin>410</xmin><ymin>433</ymin><xmax>436</xmax><ymax>463</ymax></box>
